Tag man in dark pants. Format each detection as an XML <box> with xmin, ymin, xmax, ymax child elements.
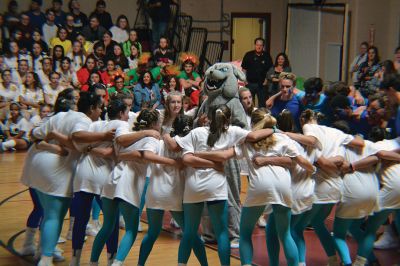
<box><xmin>241</xmin><ymin>37</ymin><xmax>273</xmax><ymax>108</ymax></box>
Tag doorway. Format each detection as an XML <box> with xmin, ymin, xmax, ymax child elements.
<box><xmin>231</xmin><ymin>13</ymin><xmax>271</xmax><ymax>61</ymax></box>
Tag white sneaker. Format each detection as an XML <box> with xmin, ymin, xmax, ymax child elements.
<box><xmin>374</xmin><ymin>226</ymin><xmax>400</xmax><ymax>249</ymax></box>
<box><xmin>86</xmin><ymin>223</ymin><xmax>99</xmax><ymax>236</ymax></box>
<box><xmin>57</xmin><ymin>236</ymin><xmax>67</xmax><ymax>244</ymax></box>
<box><xmin>19</xmin><ymin>244</ymin><xmax>36</xmax><ymax>256</ymax></box>
<box><xmin>230</xmin><ymin>238</ymin><xmax>239</xmax><ymax>249</ymax></box>
<box><xmin>170</xmin><ymin>218</ymin><xmax>180</xmax><ymax>228</ymax></box>
<box><xmin>93</xmin><ymin>220</ymin><xmax>102</xmax><ymax>231</ymax></box>
<box><xmin>257</xmin><ymin>216</ymin><xmax>267</xmax><ymax>228</ymax></box>
<box><xmin>53</xmin><ymin>247</ymin><xmax>65</xmax><ymax>262</ymax></box>
<box><xmin>138</xmin><ymin>222</ymin><xmax>143</xmax><ymax>232</ymax></box>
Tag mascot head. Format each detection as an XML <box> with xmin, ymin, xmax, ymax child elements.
<box><xmin>204</xmin><ymin>63</ymin><xmax>246</xmax><ymax>99</ymax></box>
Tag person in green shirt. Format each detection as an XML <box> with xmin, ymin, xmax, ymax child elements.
<box><xmin>178</xmin><ymin>59</ymin><xmax>201</xmax><ymax>95</ymax></box>
<box><xmin>108</xmin><ymin>75</ymin><xmax>132</xmax><ymax>97</ymax></box>
<box><xmin>123</xmin><ymin>29</ymin><xmax>142</xmax><ymax>57</ymax></box>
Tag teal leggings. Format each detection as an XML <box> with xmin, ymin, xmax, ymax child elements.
<box><xmin>138</xmin><ymin>209</ymin><xmax>208</xmax><ymax>266</ymax></box>
<box><xmin>91</xmin><ymin>198</ymin><xmax>101</xmax><ymax>220</ymax></box>
<box><xmin>333</xmin><ymin>217</ymin><xmax>365</xmax><ymax>264</ymax></box>
<box><xmin>91</xmin><ymin>198</ymin><xmax>140</xmax><ymax>262</ymax></box>
<box><xmin>291</xmin><ymin>209</ymin><xmax>314</xmax><ymax>263</ymax></box>
<box><xmin>178</xmin><ymin>200</ymin><xmax>230</xmax><ymax>265</ymax></box>
<box><xmin>35</xmin><ymin>190</ymin><xmax>71</xmax><ymax>256</ymax></box>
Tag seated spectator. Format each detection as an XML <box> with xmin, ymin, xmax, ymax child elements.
<box><xmin>7</xmin><ymin>28</ymin><xmax>29</xmax><ymax>53</ymax></box>
<box><xmin>12</xmin><ymin>59</ymin><xmax>29</xmax><ymax>85</ymax></box>
<box><xmin>26</xmin><ymin>0</ymin><xmax>46</xmax><ymax>34</ymax></box>
<box><xmin>73</xmin><ymin>54</ymin><xmax>97</xmax><ymax>89</ymax></box>
<box><xmin>110</xmin><ymin>15</ymin><xmax>129</xmax><ymax>43</ymax></box>
<box><xmin>18</xmin><ymin>13</ymin><xmax>33</xmax><ymax>49</ymax></box>
<box><xmin>75</xmin><ymin>32</ymin><xmax>93</xmax><ymax>55</ymax></box>
<box><xmin>152</xmin><ymin>64</ymin><xmax>180</xmax><ymax>89</ymax></box>
<box><xmin>266</xmin><ymin>52</ymin><xmax>291</xmax><ymax>97</ymax></box>
<box><xmin>110</xmin><ymin>43</ymin><xmax>129</xmax><ymax>71</ymax></box>
<box><xmin>178</xmin><ymin>53</ymin><xmax>201</xmax><ymax>104</ymax></box>
<box><xmin>0</xmin><ymin>69</ymin><xmax>19</xmax><ymax>121</ymax></box>
<box><xmin>270</xmin><ymin>72</ymin><xmax>301</xmax><ymax>130</ymax></box>
<box><xmin>50</xmin><ymin>26</ymin><xmax>72</xmax><ymax>54</ymax></box>
<box><xmin>43</xmin><ymin>71</ymin><xmax>65</xmax><ymax>105</ymax></box>
<box><xmin>101</xmin><ymin>58</ymin><xmax>125</xmax><ymax>88</ymax></box>
<box><xmin>31</xmin><ymin>29</ymin><xmax>49</xmax><ymax>54</ymax></box>
<box><xmin>0</xmin><ymin>102</ymin><xmax>32</xmax><ymax>152</ymax></box>
<box><xmin>108</xmin><ymin>75</ymin><xmax>131</xmax><ymax>97</ymax></box>
<box><xmin>127</xmin><ymin>43</ymin><xmax>140</xmax><ymax>70</ymax></box>
<box><xmin>68</xmin><ymin>0</ymin><xmax>88</xmax><ymax>30</ymax></box>
<box><xmin>67</xmin><ymin>40</ymin><xmax>86</xmax><ymax>71</ymax></box>
<box><xmin>132</xmin><ymin>71</ymin><xmax>163</xmax><ymax>112</ymax></box>
<box><xmin>88</xmin><ymin>82</ymin><xmax>108</xmax><ymax>106</ymax></box>
<box><xmin>18</xmin><ymin>71</ymin><xmax>43</xmax><ymax>119</ymax></box>
<box><xmin>152</xmin><ymin>37</ymin><xmax>174</xmax><ymax>67</ymax></box>
<box><xmin>36</xmin><ymin>56</ymin><xmax>52</xmax><ymax>86</ymax></box>
<box><xmin>358</xmin><ymin>46</ymin><xmax>380</xmax><ymax>98</ymax></box>
<box><xmin>4</xmin><ymin>41</ymin><xmax>32</xmax><ymax>72</ymax></box>
<box><xmin>59</xmin><ymin>57</ymin><xmax>74</xmax><ymax>88</ymax></box>
<box><xmin>90</xmin><ymin>0</ymin><xmax>113</xmax><ymax>30</ymax></box>
<box><xmin>4</xmin><ymin>1</ymin><xmax>20</xmax><ymax>33</ymax></box>
<box><xmin>101</xmin><ymin>30</ymin><xmax>118</xmax><ymax>59</ymax></box>
<box><xmin>52</xmin><ymin>44</ymin><xmax>64</xmax><ymax>72</ymax></box>
<box><xmin>29</xmin><ymin>103</ymin><xmax>52</xmax><ymax>127</ymax></box>
<box><xmin>92</xmin><ymin>41</ymin><xmax>105</xmax><ymax>70</ymax></box>
<box><xmin>81</xmin><ymin>71</ymin><xmax>103</xmax><ymax>92</ymax></box>
<box><xmin>42</xmin><ymin>8</ymin><xmax>57</xmax><ymax>46</ymax></box>
<box><xmin>0</xmin><ymin>14</ymin><xmax>9</xmax><ymax>54</ymax></box>
<box><xmin>375</xmin><ymin>60</ymin><xmax>397</xmax><ymax>88</ymax></box>
<box><xmin>160</xmin><ymin>75</ymin><xmax>183</xmax><ymax>102</ymax></box>
<box><xmin>125</xmin><ymin>52</ymin><xmax>151</xmax><ymax>88</ymax></box>
<box><xmin>65</xmin><ymin>13</ymin><xmax>78</xmax><ymax>41</ymax></box>
<box><xmin>123</xmin><ymin>29</ymin><xmax>142</xmax><ymax>57</ymax></box>
<box><xmin>82</xmin><ymin>14</ymin><xmax>107</xmax><ymax>43</ymax></box>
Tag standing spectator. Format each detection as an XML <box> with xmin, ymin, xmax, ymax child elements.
<box><xmin>123</xmin><ymin>29</ymin><xmax>142</xmax><ymax>57</ymax></box>
<box><xmin>82</xmin><ymin>15</ymin><xmax>107</xmax><ymax>43</ymax></box>
<box><xmin>90</xmin><ymin>0</ymin><xmax>113</xmax><ymax>30</ymax></box>
<box><xmin>349</xmin><ymin>42</ymin><xmax>368</xmax><ymax>89</ymax></box>
<box><xmin>4</xmin><ymin>0</ymin><xmax>20</xmax><ymax>33</ymax></box>
<box><xmin>394</xmin><ymin>46</ymin><xmax>400</xmax><ymax>72</ymax></box>
<box><xmin>26</xmin><ymin>0</ymin><xmax>46</xmax><ymax>33</ymax></box>
<box><xmin>266</xmin><ymin>52</ymin><xmax>291</xmax><ymax>97</ymax></box>
<box><xmin>153</xmin><ymin>36</ymin><xmax>174</xmax><ymax>67</ymax></box>
<box><xmin>68</xmin><ymin>0</ymin><xmax>88</xmax><ymax>30</ymax></box>
<box><xmin>42</xmin><ymin>9</ymin><xmax>58</xmax><ymax>47</ymax></box>
<box><xmin>50</xmin><ymin>26</ymin><xmax>72</xmax><ymax>54</ymax></box>
<box><xmin>110</xmin><ymin>15</ymin><xmax>130</xmax><ymax>43</ymax></box>
<box><xmin>358</xmin><ymin>46</ymin><xmax>380</xmax><ymax>98</ymax></box>
<box><xmin>52</xmin><ymin>0</ymin><xmax>66</xmax><ymax>25</ymax></box>
<box><xmin>270</xmin><ymin>72</ymin><xmax>301</xmax><ymax>130</ymax></box>
<box><xmin>148</xmin><ymin>0</ymin><xmax>171</xmax><ymax>49</ymax></box>
<box><xmin>241</xmin><ymin>37</ymin><xmax>273</xmax><ymax>108</ymax></box>
<box><xmin>301</xmin><ymin>77</ymin><xmax>327</xmax><ymax>113</ymax></box>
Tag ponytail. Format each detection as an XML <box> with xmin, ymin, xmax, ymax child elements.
<box><xmin>207</xmin><ymin>105</ymin><xmax>231</xmax><ymax>147</ymax></box>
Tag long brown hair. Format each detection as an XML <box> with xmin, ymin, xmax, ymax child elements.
<box><xmin>300</xmin><ymin>109</ymin><xmax>324</xmax><ymax>125</ymax></box>
<box><xmin>162</xmin><ymin>91</ymin><xmax>184</xmax><ymax>126</ymax></box>
<box><xmin>207</xmin><ymin>104</ymin><xmax>231</xmax><ymax>147</ymax></box>
<box><xmin>251</xmin><ymin>108</ymin><xmax>276</xmax><ymax>151</ymax></box>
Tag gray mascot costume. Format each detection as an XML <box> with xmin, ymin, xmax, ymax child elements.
<box><xmin>195</xmin><ymin>63</ymin><xmax>248</xmax><ymax>242</ymax></box>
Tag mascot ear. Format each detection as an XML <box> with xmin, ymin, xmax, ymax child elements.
<box><xmin>232</xmin><ymin>64</ymin><xmax>246</xmax><ymax>82</ymax></box>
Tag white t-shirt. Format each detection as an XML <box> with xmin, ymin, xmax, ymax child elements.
<box><xmin>290</xmin><ymin>141</ymin><xmax>319</xmax><ymax>215</ymax></box>
<box><xmin>236</xmin><ymin>133</ymin><xmax>299</xmax><ymax>209</ymax></box>
<box><xmin>73</xmin><ymin>120</ymin><xmax>125</xmax><ymax>195</ymax></box>
<box><xmin>373</xmin><ymin>137</ymin><xmax>400</xmax><ymax>210</ymax></box>
<box><xmin>43</xmin><ymin>84</ymin><xmax>65</xmax><ymax>105</ymax></box>
<box><xmin>67</xmin><ymin>53</ymin><xmax>86</xmax><ymax>72</ymax></box>
<box><xmin>336</xmin><ymin>140</ymin><xmax>380</xmax><ymax>219</ymax></box>
<box><xmin>5</xmin><ymin>116</ymin><xmax>32</xmax><ymax>139</ymax></box>
<box><xmin>146</xmin><ymin>140</ymin><xmax>184</xmax><ymax>211</ymax></box>
<box><xmin>175</xmin><ymin>126</ymin><xmax>249</xmax><ymax>203</ymax></box>
<box><xmin>37</xmin><ymin>70</ymin><xmax>51</xmax><ymax>87</ymax></box>
<box><xmin>0</xmin><ymin>83</ymin><xmax>19</xmax><ymax>102</ymax></box>
<box><xmin>23</xmin><ymin>110</ymin><xmax>91</xmax><ymax>197</ymax></box>
<box><xmin>110</xmin><ymin>26</ymin><xmax>129</xmax><ymax>43</ymax></box>
<box><xmin>29</xmin><ymin>115</ymin><xmax>42</xmax><ymax>128</ymax></box>
<box><xmin>302</xmin><ymin>124</ymin><xmax>354</xmax><ymax>203</ymax></box>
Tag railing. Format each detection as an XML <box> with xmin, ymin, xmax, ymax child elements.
<box><xmin>199</xmin><ymin>41</ymin><xmax>224</xmax><ymax>74</ymax></box>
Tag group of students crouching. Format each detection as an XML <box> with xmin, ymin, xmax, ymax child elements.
<box><xmin>18</xmin><ymin>87</ymin><xmax>400</xmax><ymax>266</ymax></box>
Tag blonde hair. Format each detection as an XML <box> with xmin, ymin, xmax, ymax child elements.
<box><xmin>162</xmin><ymin>91</ymin><xmax>183</xmax><ymax>126</ymax></box>
<box><xmin>279</xmin><ymin>72</ymin><xmax>297</xmax><ymax>85</ymax></box>
<box><xmin>251</xmin><ymin>108</ymin><xmax>276</xmax><ymax>151</ymax></box>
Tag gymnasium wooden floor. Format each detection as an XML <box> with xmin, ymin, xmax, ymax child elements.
<box><xmin>1</xmin><ymin>152</ymin><xmax>399</xmax><ymax>265</ymax></box>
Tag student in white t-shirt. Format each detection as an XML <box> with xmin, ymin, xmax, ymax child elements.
<box><xmin>70</xmin><ymin>98</ymin><xmax>131</xmax><ymax>266</ymax></box>
<box><xmin>284</xmin><ymin>109</ymin><xmax>365</xmax><ymax>265</ymax></box>
<box><xmin>353</xmin><ymin>134</ymin><xmax>400</xmax><ymax>266</ymax></box>
<box><xmin>1</xmin><ymin>102</ymin><xmax>32</xmax><ymax>152</ymax></box>
<box><xmin>164</xmin><ymin>105</ymin><xmax>276</xmax><ymax>266</ymax></box>
<box><xmin>137</xmin><ymin>114</ymin><xmax>208</xmax><ymax>266</ymax></box>
<box><xmin>28</xmin><ymin>92</ymin><xmax>115</xmax><ymax>266</ymax></box>
<box><xmin>91</xmin><ymin>109</ymin><xmax>178</xmax><ymax>266</ymax></box>
<box><xmin>43</xmin><ymin>72</ymin><xmax>65</xmax><ymax>105</ymax></box>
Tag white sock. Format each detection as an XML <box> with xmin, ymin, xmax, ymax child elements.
<box><xmin>2</xmin><ymin>139</ymin><xmax>16</xmax><ymax>149</ymax></box>
<box><xmin>38</xmin><ymin>255</ymin><xmax>53</xmax><ymax>266</ymax></box>
<box><xmin>70</xmin><ymin>249</ymin><xmax>82</xmax><ymax>265</ymax></box>
<box><xmin>352</xmin><ymin>255</ymin><xmax>367</xmax><ymax>266</ymax></box>
<box><xmin>23</xmin><ymin>227</ymin><xmax>37</xmax><ymax>247</ymax></box>
<box><xmin>107</xmin><ymin>252</ymin><xmax>116</xmax><ymax>266</ymax></box>
<box><xmin>111</xmin><ymin>260</ymin><xmax>123</xmax><ymax>266</ymax></box>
